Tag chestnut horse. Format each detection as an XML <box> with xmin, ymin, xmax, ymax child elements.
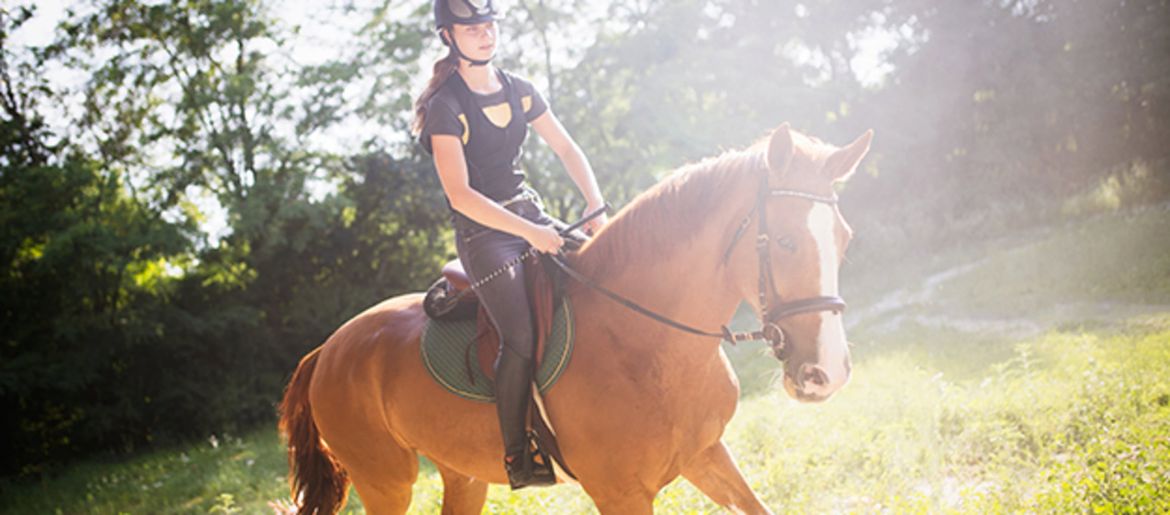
<box><xmin>278</xmin><ymin>123</ymin><xmax>873</xmax><ymax>514</ymax></box>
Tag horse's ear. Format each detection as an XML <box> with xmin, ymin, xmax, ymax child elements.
<box><xmin>765</xmin><ymin>123</ymin><xmax>795</xmax><ymax>174</ymax></box>
<box><xmin>824</xmin><ymin>129</ymin><xmax>873</xmax><ymax>183</ymax></box>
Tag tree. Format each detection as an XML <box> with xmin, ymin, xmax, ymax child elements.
<box><xmin>3</xmin><ymin>4</ymin><xmax>195</xmax><ymax>473</ymax></box>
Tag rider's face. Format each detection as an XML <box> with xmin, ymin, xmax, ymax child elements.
<box><xmin>449</xmin><ymin>21</ymin><xmax>497</xmax><ymax>61</ymax></box>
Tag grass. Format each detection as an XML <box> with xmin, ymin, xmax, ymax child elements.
<box><xmin>3</xmin><ymin>205</ymin><xmax>1169</xmax><ymax>514</ymax></box>
<box><xmin>0</xmin><ymin>430</ymin><xmax>301</xmax><ymax>515</ymax></box>
<box><xmin>721</xmin><ymin>317</ymin><xmax>1170</xmax><ymax>514</ymax></box>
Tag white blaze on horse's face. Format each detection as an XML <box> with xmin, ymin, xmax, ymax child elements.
<box><xmin>782</xmin><ymin>201</ymin><xmax>851</xmax><ymax>403</ymax></box>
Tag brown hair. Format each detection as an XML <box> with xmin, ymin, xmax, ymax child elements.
<box><xmin>412</xmin><ymin>47</ymin><xmax>460</xmax><ymax>136</ymax></box>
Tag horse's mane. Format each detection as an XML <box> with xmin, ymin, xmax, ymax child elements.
<box><xmin>573</xmin><ymin>143</ymin><xmax>767</xmax><ymax>278</ymax></box>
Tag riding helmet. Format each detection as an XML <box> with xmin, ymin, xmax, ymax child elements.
<box><xmin>434</xmin><ymin>0</ymin><xmax>497</xmax><ymax>29</ymax></box>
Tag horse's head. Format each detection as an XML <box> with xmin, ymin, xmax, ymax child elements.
<box><xmin>729</xmin><ymin>123</ymin><xmax>872</xmax><ymax>403</ymax></box>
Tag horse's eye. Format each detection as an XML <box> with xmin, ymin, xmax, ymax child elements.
<box><xmin>776</xmin><ymin>236</ymin><xmax>797</xmax><ymax>252</ymax></box>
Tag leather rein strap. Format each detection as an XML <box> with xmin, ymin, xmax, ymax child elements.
<box><xmin>548</xmin><ymin>167</ymin><xmax>847</xmax><ymax>359</ymax></box>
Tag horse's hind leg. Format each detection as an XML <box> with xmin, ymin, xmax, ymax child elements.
<box><xmin>681</xmin><ymin>440</ymin><xmax>772</xmax><ymax>514</ymax></box>
<box><xmin>349</xmin><ymin>476</ymin><xmax>413</xmax><ymax>515</ymax></box>
<box><xmin>435</xmin><ymin>462</ymin><xmax>489</xmax><ymax>515</ymax></box>
<box><xmin>329</xmin><ymin>439</ymin><xmax>418</xmax><ymax>514</ymax></box>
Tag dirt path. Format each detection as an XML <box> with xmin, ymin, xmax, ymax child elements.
<box><xmin>847</xmin><ymin>256</ymin><xmax>1170</xmax><ymax>338</ymax></box>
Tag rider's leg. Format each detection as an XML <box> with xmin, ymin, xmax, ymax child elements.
<box><xmin>456</xmin><ymin>229</ymin><xmax>554</xmax><ymax>489</ymax></box>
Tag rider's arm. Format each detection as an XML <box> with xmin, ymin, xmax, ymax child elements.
<box><xmin>431</xmin><ymin>134</ymin><xmax>562</xmax><ymax>251</ymax></box>
<box><xmin>530</xmin><ymin>110</ymin><xmax>605</xmax><ymax>213</ymax></box>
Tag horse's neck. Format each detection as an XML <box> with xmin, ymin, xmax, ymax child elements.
<box><xmin>570</xmin><ymin>154</ymin><xmax>758</xmax><ymax>359</ymax></box>
<box><xmin>587</xmin><ymin>226</ymin><xmax>742</xmax><ymax>339</ymax></box>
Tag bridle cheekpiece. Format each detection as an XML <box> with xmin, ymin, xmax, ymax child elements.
<box><xmin>718</xmin><ymin>166</ymin><xmax>847</xmax><ymax>359</ymax></box>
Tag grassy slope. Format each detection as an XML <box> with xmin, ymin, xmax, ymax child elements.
<box><xmin>3</xmin><ymin>205</ymin><xmax>1168</xmax><ymax>514</ymax></box>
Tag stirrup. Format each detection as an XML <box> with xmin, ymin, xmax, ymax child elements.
<box><xmin>504</xmin><ymin>433</ymin><xmax>556</xmax><ymax>490</ymax></box>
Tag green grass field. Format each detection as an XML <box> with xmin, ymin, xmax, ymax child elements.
<box><xmin>3</xmin><ymin>205</ymin><xmax>1169</xmax><ymax>514</ymax></box>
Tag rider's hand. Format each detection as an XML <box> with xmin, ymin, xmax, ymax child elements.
<box><xmin>582</xmin><ymin>203</ymin><xmax>608</xmax><ymax>236</ymax></box>
<box><xmin>524</xmin><ymin>224</ymin><xmax>564</xmax><ymax>254</ymax></box>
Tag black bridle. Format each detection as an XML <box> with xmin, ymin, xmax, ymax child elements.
<box><xmin>718</xmin><ymin>167</ymin><xmax>847</xmax><ymax>358</ymax></box>
<box><xmin>548</xmin><ymin>166</ymin><xmax>847</xmax><ymax>361</ymax></box>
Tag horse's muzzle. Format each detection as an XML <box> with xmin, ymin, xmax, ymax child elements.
<box><xmin>782</xmin><ymin>352</ymin><xmax>851</xmax><ymax>403</ymax></box>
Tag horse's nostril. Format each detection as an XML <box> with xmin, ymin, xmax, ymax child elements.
<box><xmin>801</xmin><ymin>365</ymin><xmax>829</xmax><ymax>388</ymax></box>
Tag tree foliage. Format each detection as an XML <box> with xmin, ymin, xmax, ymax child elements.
<box><xmin>1</xmin><ymin>0</ymin><xmax>448</xmax><ymax>476</ymax></box>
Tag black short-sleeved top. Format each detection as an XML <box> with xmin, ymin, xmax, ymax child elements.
<box><xmin>420</xmin><ymin>70</ymin><xmax>549</xmax><ymax>202</ymax></box>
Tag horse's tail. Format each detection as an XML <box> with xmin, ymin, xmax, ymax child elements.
<box><xmin>278</xmin><ymin>347</ymin><xmax>350</xmax><ymax>514</ymax></box>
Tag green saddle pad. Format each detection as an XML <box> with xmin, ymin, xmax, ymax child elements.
<box><xmin>420</xmin><ymin>299</ymin><xmax>575</xmax><ymax>403</ymax></box>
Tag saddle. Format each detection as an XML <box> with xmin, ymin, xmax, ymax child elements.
<box><xmin>423</xmin><ymin>229</ymin><xmax>583</xmax><ymax>373</ymax></box>
<box><xmin>424</xmin><ymin>255</ymin><xmax>562</xmax><ymax>381</ymax></box>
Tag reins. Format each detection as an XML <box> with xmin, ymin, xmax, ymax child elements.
<box><xmin>549</xmin><ymin>167</ymin><xmax>847</xmax><ymax>358</ymax></box>
<box><xmin>450</xmin><ymin>202</ymin><xmax>610</xmax><ymax>303</ymax></box>
<box><xmin>547</xmin><ymin>252</ymin><xmax>743</xmax><ymax>341</ymax></box>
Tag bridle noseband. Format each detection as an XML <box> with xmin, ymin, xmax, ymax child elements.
<box><xmin>548</xmin><ymin>165</ymin><xmax>847</xmax><ymax>362</ymax></box>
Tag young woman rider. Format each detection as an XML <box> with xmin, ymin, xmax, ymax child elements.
<box><xmin>412</xmin><ymin>0</ymin><xmax>607</xmax><ymax>490</ymax></box>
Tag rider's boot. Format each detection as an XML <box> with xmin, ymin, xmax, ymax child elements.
<box><xmin>494</xmin><ymin>346</ymin><xmax>556</xmax><ymax>490</ymax></box>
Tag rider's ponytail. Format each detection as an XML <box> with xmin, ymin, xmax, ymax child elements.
<box><xmin>412</xmin><ymin>48</ymin><xmax>459</xmax><ymax>136</ymax></box>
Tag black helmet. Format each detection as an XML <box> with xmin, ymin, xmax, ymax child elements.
<box><xmin>434</xmin><ymin>0</ymin><xmax>498</xmax><ymax>67</ymax></box>
<box><xmin>434</xmin><ymin>0</ymin><xmax>497</xmax><ymax>29</ymax></box>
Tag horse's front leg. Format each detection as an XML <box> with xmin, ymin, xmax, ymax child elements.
<box><xmin>681</xmin><ymin>440</ymin><xmax>773</xmax><ymax>515</ymax></box>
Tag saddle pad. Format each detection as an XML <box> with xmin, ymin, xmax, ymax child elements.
<box><xmin>421</xmin><ymin>299</ymin><xmax>575</xmax><ymax>402</ymax></box>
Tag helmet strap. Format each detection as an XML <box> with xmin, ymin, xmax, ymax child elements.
<box><xmin>441</xmin><ymin>28</ymin><xmax>493</xmax><ymax>67</ymax></box>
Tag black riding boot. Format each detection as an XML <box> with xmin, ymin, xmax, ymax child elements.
<box><xmin>494</xmin><ymin>346</ymin><xmax>556</xmax><ymax>490</ymax></box>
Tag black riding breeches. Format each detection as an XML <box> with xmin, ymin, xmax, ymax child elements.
<box><xmin>453</xmin><ymin>200</ymin><xmax>555</xmax><ymax>362</ymax></box>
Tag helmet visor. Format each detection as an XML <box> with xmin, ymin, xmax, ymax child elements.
<box><xmin>446</xmin><ymin>0</ymin><xmax>493</xmax><ymax>21</ymax></box>
<box><xmin>448</xmin><ymin>0</ymin><xmax>492</xmax><ymax>21</ymax></box>
<box><xmin>448</xmin><ymin>0</ymin><xmax>472</xmax><ymax>19</ymax></box>
<box><xmin>436</xmin><ymin>0</ymin><xmax>496</xmax><ymax>30</ymax></box>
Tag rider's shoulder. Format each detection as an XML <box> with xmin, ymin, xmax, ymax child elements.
<box><xmin>501</xmin><ymin>71</ymin><xmax>540</xmax><ymax>96</ymax></box>
<box><xmin>427</xmin><ymin>81</ymin><xmax>463</xmax><ymax>114</ymax></box>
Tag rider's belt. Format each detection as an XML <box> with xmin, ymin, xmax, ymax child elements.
<box><xmin>498</xmin><ymin>185</ymin><xmax>542</xmax><ymax>211</ymax></box>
